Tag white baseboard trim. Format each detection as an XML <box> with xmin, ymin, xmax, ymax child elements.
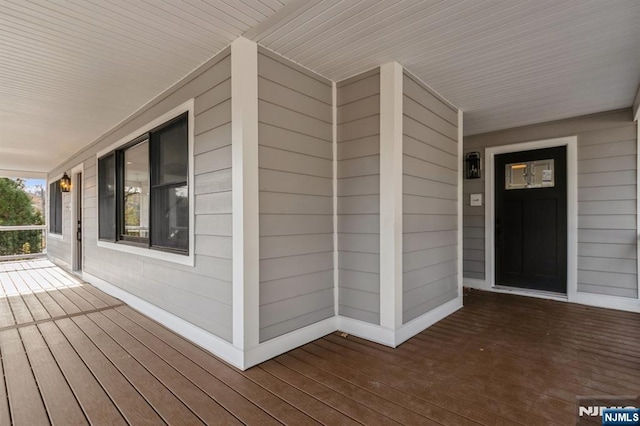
<box><xmin>465</xmin><ymin>276</ymin><xmax>639</xmax><ymax>313</ymax></box>
<box><xmin>244</xmin><ymin>317</ymin><xmax>338</xmax><ymax>369</ymax></box>
<box><xmin>491</xmin><ymin>286</ymin><xmax>568</xmax><ymax>302</ymax></box>
<box><xmin>337</xmin><ymin>316</ymin><xmax>395</xmax><ymax>347</ymax></box>
<box><xmin>337</xmin><ymin>296</ymin><xmax>463</xmax><ymax>348</ymax></box>
<box><xmin>573</xmin><ymin>292</ymin><xmax>640</xmax><ymax>313</ymax></box>
<box><xmin>395</xmin><ymin>296</ymin><xmax>463</xmax><ymax>346</ymax></box>
<box><xmin>48</xmin><ymin>255</ymin><xmax>71</xmax><ymax>272</ymax></box>
<box><xmin>463</xmin><ymin>278</ymin><xmax>490</xmax><ymax>291</ymax></box>
<box><xmin>82</xmin><ymin>272</ymin><xmax>245</xmax><ymax>369</ymax></box>
<box><xmin>81</xmin><ymin>271</ymin><xmax>470</xmax><ymax>370</ymax></box>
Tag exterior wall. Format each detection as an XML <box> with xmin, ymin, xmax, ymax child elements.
<box><xmin>48</xmin><ymin>49</ymin><xmax>234</xmax><ymax>341</ymax></box>
<box><xmin>336</xmin><ymin>69</ymin><xmax>381</xmax><ymax>324</ymax></box>
<box><xmin>256</xmin><ymin>49</ymin><xmax>334</xmax><ymax>342</ymax></box>
<box><xmin>402</xmin><ymin>72</ymin><xmax>459</xmax><ymax>323</ymax></box>
<box><xmin>464</xmin><ymin>109</ymin><xmax>638</xmax><ymax>299</ymax></box>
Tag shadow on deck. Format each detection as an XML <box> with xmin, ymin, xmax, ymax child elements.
<box><xmin>0</xmin><ymin>259</ymin><xmax>638</xmax><ymax>425</ymax></box>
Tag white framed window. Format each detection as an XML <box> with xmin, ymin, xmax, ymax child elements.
<box><xmin>96</xmin><ymin>100</ymin><xmax>195</xmax><ymax>266</ymax></box>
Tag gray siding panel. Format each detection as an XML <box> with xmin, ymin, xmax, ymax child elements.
<box><xmin>257</xmin><ymin>49</ymin><xmax>334</xmax><ymax>342</ymax></box>
<box><xmin>337</xmin><ymin>69</ymin><xmax>381</xmax><ymax>325</ymax></box>
<box><xmin>48</xmin><ymin>50</ymin><xmax>234</xmax><ymax>342</ymax></box>
<box><xmin>463</xmin><ymin>109</ymin><xmax>638</xmax><ymax>299</ymax></box>
<box><xmin>402</xmin><ymin>72</ymin><xmax>459</xmax><ymax>324</ymax></box>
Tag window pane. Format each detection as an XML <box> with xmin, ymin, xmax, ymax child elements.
<box><xmin>152</xmin><ymin>115</ymin><xmax>188</xmax><ymax>186</ymax></box>
<box><xmin>505</xmin><ymin>159</ymin><xmax>555</xmax><ymax>190</ymax></box>
<box><xmin>98</xmin><ymin>154</ymin><xmax>116</xmax><ymax>240</ymax></box>
<box><xmin>151</xmin><ymin>185</ymin><xmax>188</xmax><ymax>252</ymax></box>
<box><xmin>49</xmin><ymin>181</ymin><xmax>62</xmax><ymax>234</ymax></box>
<box><xmin>123</xmin><ymin>141</ymin><xmax>149</xmax><ymax>239</ymax></box>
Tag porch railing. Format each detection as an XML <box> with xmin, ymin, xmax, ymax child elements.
<box><xmin>0</xmin><ymin>225</ymin><xmax>47</xmax><ymax>261</ymax></box>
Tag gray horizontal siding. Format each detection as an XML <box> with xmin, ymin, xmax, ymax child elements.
<box><xmin>49</xmin><ymin>49</ymin><xmax>234</xmax><ymax>342</ymax></box>
<box><xmin>402</xmin><ymin>72</ymin><xmax>459</xmax><ymax>324</ymax></box>
<box><xmin>257</xmin><ymin>49</ymin><xmax>334</xmax><ymax>342</ymax></box>
<box><xmin>463</xmin><ymin>109</ymin><xmax>638</xmax><ymax>299</ymax></box>
<box><xmin>337</xmin><ymin>68</ymin><xmax>381</xmax><ymax>325</ymax></box>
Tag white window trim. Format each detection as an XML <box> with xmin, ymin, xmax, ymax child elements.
<box><xmin>96</xmin><ymin>99</ymin><xmax>195</xmax><ymax>267</ymax></box>
<box><xmin>484</xmin><ymin>136</ymin><xmax>578</xmax><ymax>302</ymax></box>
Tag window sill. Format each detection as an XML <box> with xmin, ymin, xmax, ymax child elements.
<box><xmin>48</xmin><ymin>233</ymin><xmax>63</xmax><ymax>240</ymax></box>
<box><xmin>97</xmin><ymin>240</ymin><xmax>194</xmax><ymax>266</ymax></box>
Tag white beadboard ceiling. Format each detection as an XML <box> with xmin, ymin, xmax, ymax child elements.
<box><xmin>1</xmin><ymin>0</ymin><xmax>639</xmax><ymax>174</ymax></box>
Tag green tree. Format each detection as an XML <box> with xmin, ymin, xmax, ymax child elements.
<box><xmin>0</xmin><ymin>178</ymin><xmax>44</xmax><ymax>256</ymax></box>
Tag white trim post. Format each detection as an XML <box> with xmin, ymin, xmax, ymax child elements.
<box><xmin>457</xmin><ymin>111</ymin><xmax>464</xmax><ymax>299</ymax></box>
<box><xmin>231</xmin><ymin>37</ymin><xmax>260</xmax><ymax>354</ymax></box>
<box><xmin>379</xmin><ymin>62</ymin><xmax>403</xmax><ymax>331</ymax></box>
<box><xmin>332</xmin><ymin>81</ymin><xmax>339</xmax><ymax>316</ymax></box>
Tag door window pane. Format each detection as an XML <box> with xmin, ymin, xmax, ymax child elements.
<box><xmin>123</xmin><ymin>140</ymin><xmax>149</xmax><ymax>239</ymax></box>
<box><xmin>505</xmin><ymin>159</ymin><xmax>555</xmax><ymax>190</ymax></box>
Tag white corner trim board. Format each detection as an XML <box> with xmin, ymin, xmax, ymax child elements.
<box><xmin>379</xmin><ymin>61</ymin><xmax>404</xmax><ymax>331</ymax></box>
<box><xmin>637</xmin><ymin>120</ymin><xmax>640</xmax><ymax>307</ymax></box>
<box><xmin>457</xmin><ymin>110</ymin><xmax>464</xmax><ymax>299</ymax></box>
<box><xmin>483</xmin><ymin>136</ymin><xmax>578</xmax><ymax>303</ymax></box>
<box><xmin>231</xmin><ymin>37</ymin><xmax>260</xmax><ymax>351</ymax></box>
<box><xmin>332</xmin><ymin>81</ymin><xmax>339</xmax><ymax>317</ymax></box>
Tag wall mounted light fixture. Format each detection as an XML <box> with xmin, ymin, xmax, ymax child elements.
<box><xmin>60</xmin><ymin>172</ymin><xmax>72</xmax><ymax>192</ymax></box>
<box><xmin>465</xmin><ymin>152</ymin><xmax>481</xmax><ymax>179</ymax></box>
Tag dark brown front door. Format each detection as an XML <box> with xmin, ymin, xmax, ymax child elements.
<box><xmin>495</xmin><ymin>146</ymin><xmax>567</xmax><ymax>293</ymax></box>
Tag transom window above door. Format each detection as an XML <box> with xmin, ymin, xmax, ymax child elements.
<box><xmin>505</xmin><ymin>159</ymin><xmax>555</xmax><ymax>190</ymax></box>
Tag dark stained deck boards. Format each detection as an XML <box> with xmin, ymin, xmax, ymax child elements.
<box><xmin>18</xmin><ymin>325</ymin><xmax>88</xmax><ymax>425</ymax></box>
<box><xmin>100</xmin><ymin>309</ymin><xmax>276</xmax><ymax>425</ymax></box>
<box><xmin>0</xmin><ymin>344</ymin><xmax>10</xmax><ymax>426</ymax></box>
<box><xmin>37</xmin><ymin>321</ymin><xmax>127</xmax><ymax>425</ymax></box>
<box><xmin>56</xmin><ymin>317</ymin><xmax>166</xmax><ymax>425</ymax></box>
<box><xmin>0</xmin><ymin>328</ymin><xmax>50</xmax><ymax>425</ymax></box>
<box><xmin>1</xmin><ymin>260</ymin><xmax>639</xmax><ymax>425</ymax></box>
<box><xmin>86</xmin><ymin>312</ymin><xmax>239</xmax><ymax>425</ymax></box>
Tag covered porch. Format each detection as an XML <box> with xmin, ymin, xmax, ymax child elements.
<box><xmin>1</xmin><ymin>259</ymin><xmax>637</xmax><ymax>425</ymax></box>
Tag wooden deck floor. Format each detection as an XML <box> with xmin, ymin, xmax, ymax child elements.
<box><xmin>0</xmin><ymin>260</ymin><xmax>638</xmax><ymax>425</ymax></box>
